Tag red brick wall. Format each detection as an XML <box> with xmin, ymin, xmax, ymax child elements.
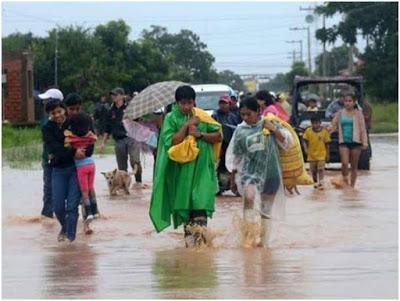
<box><xmin>3</xmin><ymin>59</ymin><xmax>23</xmax><ymax>122</ymax></box>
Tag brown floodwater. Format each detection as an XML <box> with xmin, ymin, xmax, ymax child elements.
<box><xmin>2</xmin><ymin>136</ymin><xmax>398</xmax><ymax>298</ymax></box>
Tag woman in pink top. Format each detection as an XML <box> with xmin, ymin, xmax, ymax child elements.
<box><xmin>255</xmin><ymin>90</ymin><xmax>289</xmax><ymax>121</ymax></box>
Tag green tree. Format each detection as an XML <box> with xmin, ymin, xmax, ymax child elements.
<box><xmin>217</xmin><ymin>70</ymin><xmax>244</xmax><ymax>91</ymax></box>
<box><xmin>259</xmin><ymin>73</ymin><xmax>289</xmax><ymax>92</ymax></box>
<box><xmin>285</xmin><ymin>62</ymin><xmax>309</xmax><ymax>87</ymax></box>
<box><xmin>2</xmin><ymin>32</ymin><xmax>35</xmax><ymax>51</ymax></box>
<box><xmin>142</xmin><ymin>25</ymin><xmax>218</xmax><ymax>83</ymax></box>
<box><xmin>2</xmin><ymin>20</ymin><xmax>223</xmax><ymax>110</ymax></box>
<box><xmin>316</xmin><ymin>2</ymin><xmax>398</xmax><ymax>101</ymax></box>
<box><xmin>314</xmin><ymin>45</ymin><xmax>359</xmax><ymax>76</ymax></box>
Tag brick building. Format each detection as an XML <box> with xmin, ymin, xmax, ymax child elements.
<box><xmin>2</xmin><ymin>50</ymin><xmax>35</xmax><ymax>124</ymax></box>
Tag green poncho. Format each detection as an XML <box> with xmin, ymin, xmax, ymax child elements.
<box><xmin>149</xmin><ymin>105</ymin><xmax>220</xmax><ymax>233</ymax></box>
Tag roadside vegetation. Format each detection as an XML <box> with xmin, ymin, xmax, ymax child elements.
<box><xmin>2</xmin><ymin>125</ymin><xmax>115</xmax><ymax>168</ymax></box>
<box><xmin>370</xmin><ymin>102</ymin><xmax>398</xmax><ymax>134</ymax></box>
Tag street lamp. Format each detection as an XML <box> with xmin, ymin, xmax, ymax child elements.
<box><xmin>289</xmin><ymin>26</ymin><xmax>311</xmax><ymax>73</ymax></box>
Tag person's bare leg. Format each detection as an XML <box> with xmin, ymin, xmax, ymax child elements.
<box><xmin>89</xmin><ymin>188</ymin><xmax>99</xmax><ymax>217</ymax></box>
<box><xmin>81</xmin><ymin>191</ymin><xmax>93</xmax><ymax>234</ymax></box>
<box><xmin>311</xmin><ymin>164</ymin><xmax>318</xmax><ymax>187</ymax></box>
<box><xmin>350</xmin><ymin>148</ymin><xmax>361</xmax><ymax>188</ymax></box>
<box><xmin>339</xmin><ymin>146</ymin><xmax>350</xmax><ymax>185</ymax></box>
<box><xmin>318</xmin><ymin>167</ymin><xmax>325</xmax><ymax>187</ymax></box>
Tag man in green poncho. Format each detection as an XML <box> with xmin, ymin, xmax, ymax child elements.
<box><xmin>149</xmin><ymin>85</ymin><xmax>222</xmax><ymax>247</ymax></box>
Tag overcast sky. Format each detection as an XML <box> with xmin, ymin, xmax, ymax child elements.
<box><xmin>2</xmin><ymin>1</ymin><xmax>367</xmax><ymax>75</ymax></box>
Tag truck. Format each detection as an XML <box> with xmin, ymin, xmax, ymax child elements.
<box><xmin>290</xmin><ymin>76</ymin><xmax>372</xmax><ymax>170</ymax></box>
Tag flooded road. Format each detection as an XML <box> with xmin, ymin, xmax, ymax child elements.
<box><xmin>2</xmin><ymin>136</ymin><xmax>398</xmax><ymax>298</ymax></box>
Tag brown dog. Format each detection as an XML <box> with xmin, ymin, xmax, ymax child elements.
<box><xmin>101</xmin><ymin>169</ymin><xmax>132</xmax><ymax>196</ymax></box>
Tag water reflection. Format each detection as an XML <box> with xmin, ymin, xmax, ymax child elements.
<box><xmin>42</xmin><ymin>243</ymin><xmax>98</xmax><ymax>299</ymax></box>
<box><xmin>152</xmin><ymin>249</ymin><xmax>218</xmax><ymax>299</ymax></box>
<box><xmin>2</xmin><ymin>137</ymin><xmax>398</xmax><ymax>299</ymax></box>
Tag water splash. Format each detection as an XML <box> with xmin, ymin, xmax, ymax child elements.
<box><xmin>6</xmin><ymin>215</ymin><xmax>56</xmax><ymax>225</ymax></box>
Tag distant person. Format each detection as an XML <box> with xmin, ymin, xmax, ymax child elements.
<box><xmin>212</xmin><ymin>95</ymin><xmax>238</xmax><ymax>195</ymax></box>
<box><xmin>230</xmin><ymin>95</ymin><xmax>242</xmax><ymax>124</ymax></box>
<box><xmin>93</xmin><ymin>95</ymin><xmax>110</xmax><ymax>137</ymax></box>
<box><xmin>255</xmin><ymin>90</ymin><xmax>289</xmax><ymax>122</ymax></box>
<box><xmin>100</xmin><ymin>87</ymin><xmax>143</xmax><ymax>185</ymax></box>
<box><xmin>298</xmin><ymin>101</ymin><xmax>307</xmax><ymax>113</ymax></box>
<box><xmin>38</xmin><ymin>88</ymin><xmax>64</xmax><ymax>219</ymax></box>
<box><xmin>276</xmin><ymin>93</ymin><xmax>291</xmax><ymax>118</ymax></box>
<box><xmin>326</xmin><ymin>92</ymin><xmax>346</xmax><ymax>119</ymax></box>
<box><xmin>306</xmin><ymin>98</ymin><xmax>319</xmax><ymax>112</ymax></box>
<box><xmin>330</xmin><ymin>92</ymin><xmax>368</xmax><ymax>188</ymax></box>
<box><xmin>302</xmin><ymin>115</ymin><xmax>331</xmax><ymax>189</ymax></box>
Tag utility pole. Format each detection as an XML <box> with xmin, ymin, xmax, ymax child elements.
<box><xmin>286</xmin><ymin>40</ymin><xmax>302</xmax><ymax>62</ymax></box>
<box><xmin>322</xmin><ymin>16</ymin><xmax>327</xmax><ymax>77</ymax></box>
<box><xmin>307</xmin><ymin>26</ymin><xmax>311</xmax><ymax>74</ymax></box>
<box><xmin>299</xmin><ymin>5</ymin><xmax>315</xmax><ymax>73</ymax></box>
<box><xmin>348</xmin><ymin>44</ymin><xmax>354</xmax><ymax>75</ymax></box>
<box><xmin>287</xmin><ymin>51</ymin><xmax>301</xmax><ymax>65</ymax></box>
<box><xmin>290</xmin><ymin>27</ymin><xmax>311</xmax><ymax>72</ymax></box>
<box><xmin>54</xmin><ymin>27</ymin><xmax>58</xmax><ymax>87</ymax></box>
<box><xmin>300</xmin><ymin>40</ymin><xmax>303</xmax><ymax>62</ymax></box>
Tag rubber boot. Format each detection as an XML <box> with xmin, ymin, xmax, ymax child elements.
<box><xmin>184</xmin><ymin>224</ymin><xmax>194</xmax><ymax>248</ymax></box>
<box><xmin>259</xmin><ymin>217</ymin><xmax>271</xmax><ymax>248</ymax></box>
<box><xmin>191</xmin><ymin>216</ymin><xmax>207</xmax><ymax>248</ymax></box>
<box><xmin>242</xmin><ymin>209</ymin><xmax>258</xmax><ymax>248</ymax></box>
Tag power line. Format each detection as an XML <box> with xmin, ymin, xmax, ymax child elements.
<box><xmin>3</xmin><ymin>8</ymin><xmax>305</xmax><ymax>24</ymax></box>
<box><xmin>3</xmin><ymin>9</ymin><xmax>56</xmax><ymax>24</ymax></box>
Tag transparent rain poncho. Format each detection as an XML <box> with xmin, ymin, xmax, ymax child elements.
<box><xmin>226</xmin><ymin>118</ymin><xmax>293</xmax><ymax>220</ymax></box>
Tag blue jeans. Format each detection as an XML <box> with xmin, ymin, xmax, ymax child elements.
<box><xmin>42</xmin><ymin>163</ymin><xmax>53</xmax><ymax>216</ymax></box>
<box><xmin>52</xmin><ymin>166</ymin><xmax>81</xmax><ymax>241</ymax></box>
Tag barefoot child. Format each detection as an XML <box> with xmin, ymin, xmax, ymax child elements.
<box><xmin>302</xmin><ymin>115</ymin><xmax>331</xmax><ymax>189</ymax></box>
<box><xmin>330</xmin><ymin>92</ymin><xmax>368</xmax><ymax>188</ymax></box>
<box><xmin>64</xmin><ymin>112</ymin><xmax>99</xmax><ymax>233</ymax></box>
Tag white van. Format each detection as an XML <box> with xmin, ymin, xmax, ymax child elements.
<box><xmin>192</xmin><ymin>84</ymin><xmax>235</xmax><ymax>115</ymax></box>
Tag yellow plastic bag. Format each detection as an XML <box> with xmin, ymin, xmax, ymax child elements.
<box><xmin>263</xmin><ymin>113</ymin><xmax>313</xmax><ymax>186</ymax></box>
<box><xmin>168</xmin><ymin>135</ymin><xmax>199</xmax><ymax>163</ymax></box>
<box><xmin>167</xmin><ymin>108</ymin><xmax>222</xmax><ymax>164</ymax></box>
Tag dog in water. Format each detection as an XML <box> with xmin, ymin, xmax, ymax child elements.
<box><xmin>101</xmin><ymin>169</ymin><xmax>133</xmax><ymax>196</ymax></box>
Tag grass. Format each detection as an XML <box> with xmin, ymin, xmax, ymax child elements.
<box><xmin>2</xmin><ymin>125</ymin><xmax>42</xmax><ymax>168</ymax></box>
<box><xmin>370</xmin><ymin>102</ymin><xmax>398</xmax><ymax>134</ymax></box>
<box><xmin>2</xmin><ymin>124</ymin><xmax>115</xmax><ymax>168</ymax></box>
<box><xmin>2</xmin><ymin>125</ymin><xmax>41</xmax><ymax>148</ymax></box>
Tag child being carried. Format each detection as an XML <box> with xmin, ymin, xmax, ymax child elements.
<box><xmin>64</xmin><ymin>112</ymin><xmax>99</xmax><ymax>229</ymax></box>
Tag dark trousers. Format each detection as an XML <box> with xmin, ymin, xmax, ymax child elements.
<box><xmin>52</xmin><ymin>166</ymin><xmax>81</xmax><ymax>241</ymax></box>
<box><xmin>114</xmin><ymin>137</ymin><xmax>142</xmax><ymax>183</ymax></box>
<box><xmin>217</xmin><ymin>141</ymin><xmax>229</xmax><ymax>173</ymax></box>
<box><xmin>42</xmin><ymin>163</ymin><xmax>53</xmax><ymax>216</ymax></box>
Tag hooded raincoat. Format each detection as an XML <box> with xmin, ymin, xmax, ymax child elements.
<box><xmin>149</xmin><ymin>104</ymin><xmax>221</xmax><ymax>232</ymax></box>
